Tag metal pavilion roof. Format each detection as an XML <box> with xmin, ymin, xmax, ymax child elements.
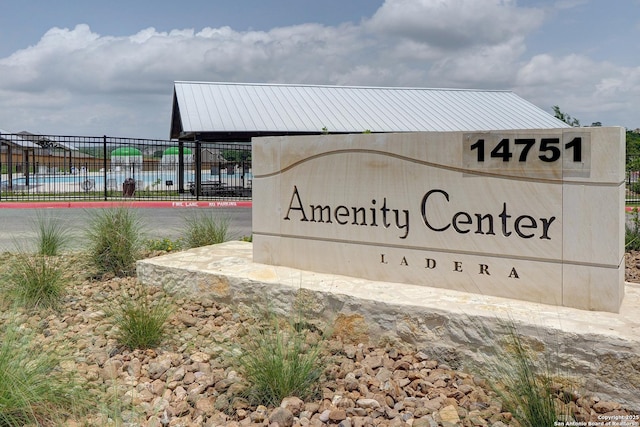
<box><xmin>170</xmin><ymin>82</ymin><xmax>569</xmax><ymax>140</ymax></box>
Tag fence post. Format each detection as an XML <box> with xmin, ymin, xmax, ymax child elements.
<box><xmin>103</xmin><ymin>136</ymin><xmax>108</xmax><ymax>200</ymax></box>
<box><xmin>178</xmin><ymin>141</ymin><xmax>185</xmax><ymax>194</ymax></box>
<box><xmin>195</xmin><ymin>140</ymin><xmax>201</xmax><ymax>201</ymax></box>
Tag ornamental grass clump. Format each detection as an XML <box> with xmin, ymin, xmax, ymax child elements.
<box><xmin>32</xmin><ymin>211</ymin><xmax>72</xmax><ymax>256</ymax></box>
<box><xmin>487</xmin><ymin>321</ymin><xmax>565</xmax><ymax>427</ymax></box>
<box><xmin>181</xmin><ymin>211</ymin><xmax>232</xmax><ymax>248</ymax></box>
<box><xmin>86</xmin><ymin>207</ymin><xmax>145</xmax><ymax>277</ymax></box>
<box><xmin>2</xmin><ymin>253</ymin><xmax>66</xmax><ymax>309</ymax></box>
<box><xmin>236</xmin><ymin>312</ymin><xmax>327</xmax><ymax>407</ymax></box>
<box><xmin>0</xmin><ymin>321</ymin><xmax>89</xmax><ymax>426</ymax></box>
<box><xmin>108</xmin><ymin>282</ymin><xmax>173</xmax><ymax>350</ymax></box>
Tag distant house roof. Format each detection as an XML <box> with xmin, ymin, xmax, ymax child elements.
<box><xmin>0</xmin><ymin>129</ymin><xmax>39</xmax><ymax>149</ymax></box>
<box><xmin>17</xmin><ymin>131</ymin><xmax>78</xmax><ymax>151</ymax></box>
<box><xmin>170</xmin><ymin>82</ymin><xmax>569</xmax><ymax>141</ymax></box>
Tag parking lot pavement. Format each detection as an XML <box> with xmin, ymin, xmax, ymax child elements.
<box><xmin>0</xmin><ymin>202</ymin><xmax>252</xmax><ymax>252</ymax></box>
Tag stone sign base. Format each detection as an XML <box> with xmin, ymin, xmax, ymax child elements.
<box><xmin>137</xmin><ymin>241</ymin><xmax>640</xmax><ymax>410</ymax></box>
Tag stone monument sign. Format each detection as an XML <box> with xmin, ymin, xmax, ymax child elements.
<box><xmin>252</xmin><ymin>128</ymin><xmax>625</xmax><ymax>312</ymax></box>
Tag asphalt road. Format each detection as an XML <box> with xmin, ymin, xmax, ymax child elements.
<box><xmin>0</xmin><ymin>207</ymin><xmax>252</xmax><ymax>252</ymax></box>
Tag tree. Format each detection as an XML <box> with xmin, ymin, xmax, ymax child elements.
<box><xmin>552</xmin><ymin>105</ymin><xmax>581</xmax><ymax>127</ymax></box>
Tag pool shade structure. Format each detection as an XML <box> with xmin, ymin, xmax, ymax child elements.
<box><xmin>110</xmin><ymin>147</ymin><xmax>143</xmax><ymax>175</ymax></box>
<box><xmin>161</xmin><ymin>147</ymin><xmax>193</xmax><ymax>170</ymax></box>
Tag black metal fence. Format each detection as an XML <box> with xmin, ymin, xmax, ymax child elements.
<box><xmin>0</xmin><ymin>133</ymin><xmax>252</xmax><ymax>202</ymax></box>
<box><xmin>627</xmin><ymin>155</ymin><xmax>640</xmax><ymax>204</ymax></box>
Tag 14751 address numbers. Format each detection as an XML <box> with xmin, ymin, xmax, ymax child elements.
<box><xmin>462</xmin><ymin>132</ymin><xmax>590</xmax><ymax>177</ymax></box>
<box><xmin>469</xmin><ymin>137</ymin><xmax>582</xmax><ymax>163</ymax></box>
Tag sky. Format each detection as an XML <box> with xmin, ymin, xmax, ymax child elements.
<box><xmin>0</xmin><ymin>0</ymin><xmax>639</xmax><ymax>140</ymax></box>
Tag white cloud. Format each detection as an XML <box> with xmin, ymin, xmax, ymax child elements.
<box><xmin>366</xmin><ymin>0</ymin><xmax>544</xmax><ymax>50</ymax></box>
<box><xmin>0</xmin><ymin>0</ymin><xmax>637</xmax><ymax>137</ymax></box>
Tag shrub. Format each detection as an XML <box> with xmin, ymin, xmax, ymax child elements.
<box><xmin>0</xmin><ymin>321</ymin><xmax>88</xmax><ymax>425</ymax></box>
<box><xmin>182</xmin><ymin>211</ymin><xmax>232</xmax><ymax>248</ymax></box>
<box><xmin>2</xmin><ymin>253</ymin><xmax>66</xmax><ymax>309</ymax></box>
<box><xmin>236</xmin><ymin>312</ymin><xmax>326</xmax><ymax>407</ymax></box>
<box><xmin>32</xmin><ymin>211</ymin><xmax>71</xmax><ymax>256</ymax></box>
<box><xmin>108</xmin><ymin>283</ymin><xmax>172</xmax><ymax>350</ymax></box>
<box><xmin>146</xmin><ymin>237</ymin><xmax>183</xmax><ymax>252</ymax></box>
<box><xmin>86</xmin><ymin>207</ymin><xmax>145</xmax><ymax>276</ymax></box>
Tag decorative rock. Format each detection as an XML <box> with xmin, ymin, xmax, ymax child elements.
<box><xmin>148</xmin><ymin>358</ymin><xmax>172</xmax><ymax>379</ymax></box>
<box><xmin>269</xmin><ymin>407</ymin><xmax>294</xmax><ymax>427</ymax></box>
<box><xmin>438</xmin><ymin>405</ymin><xmax>461</xmax><ymax>424</ymax></box>
<box><xmin>190</xmin><ymin>351</ymin><xmax>211</xmax><ymax>363</ymax></box>
<box><xmin>357</xmin><ymin>398</ymin><xmax>381</xmax><ymax>409</ymax></box>
<box><xmin>593</xmin><ymin>400</ymin><xmax>622</xmax><ymax>413</ymax></box>
<box><xmin>281</xmin><ymin>396</ymin><xmax>305</xmax><ymax>416</ymax></box>
<box><xmin>412</xmin><ymin>416</ymin><xmax>439</xmax><ymax>427</ymax></box>
<box><xmin>318</xmin><ymin>409</ymin><xmax>332</xmax><ymax>423</ymax></box>
<box><xmin>329</xmin><ymin>408</ymin><xmax>347</xmax><ymax>422</ymax></box>
<box><xmin>195</xmin><ymin>396</ymin><xmax>216</xmax><ymax>415</ymax></box>
<box><xmin>177</xmin><ymin>313</ymin><xmax>198</xmax><ymax>326</ymax></box>
<box><xmin>250</xmin><ymin>405</ymin><xmax>269</xmax><ymax>422</ymax></box>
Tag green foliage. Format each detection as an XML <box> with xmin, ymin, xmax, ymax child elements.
<box><xmin>181</xmin><ymin>211</ymin><xmax>232</xmax><ymax>248</ymax></box>
<box><xmin>0</xmin><ymin>321</ymin><xmax>88</xmax><ymax>425</ymax></box>
<box><xmin>32</xmin><ymin>211</ymin><xmax>71</xmax><ymax>256</ymax></box>
<box><xmin>146</xmin><ymin>237</ymin><xmax>183</xmax><ymax>252</ymax></box>
<box><xmin>2</xmin><ymin>254</ymin><xmax>66</xmax><ymax>309</ymax></box>
<box><xmin>236</xmin><ymin>312</ymin><xmax>326</xmax><ymax>407</ymax></box>
<box><xmin>222</xmin><ymin>148</ymin><xmax>251</xmax><ymax>163</ymax></box>
<box><xmin>108</xmin><ymin>283</ymin><xmax>173</xmax><ymax>350</ymax></box>
<box><xmin>86</xmin><ymin>207</ymin><xmax>145</xmax><ymax>277</ymax></box>
<box><xmin>627</xmin><ymin>130</ymin><xmax>640</xmax><ymax>160</ymax></box>
<box><xmin>552</xmin><ymin>105</ymin><xmax>581</xmax><ymax>127</ymax></box>
<box><xmin>626</xmin><ymin>207</ymin><xmax>640</xmax><ymax>251</ymax></box>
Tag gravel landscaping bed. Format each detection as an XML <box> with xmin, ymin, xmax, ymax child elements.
<box><xmin>1</xmin><ymin>251</ymin><xmax>638</xmax><ymax>426</ymax></box>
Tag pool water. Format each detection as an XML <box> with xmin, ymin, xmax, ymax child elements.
<box><xmin>1</xmin><ymin>170</ymin><xmax>252</xmax><ymax>192</ymax></box>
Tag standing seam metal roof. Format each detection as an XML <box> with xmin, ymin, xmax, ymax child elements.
<box><xmin>170</xmin><ymin>82</ymin><xmax>569</xmax><ymax>139</ymax></box>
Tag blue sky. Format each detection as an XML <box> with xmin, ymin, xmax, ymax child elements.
<box><xmin>0</xmin><ymin>0</ymin><xmax>638</xmax><ymax>139</ymax></box>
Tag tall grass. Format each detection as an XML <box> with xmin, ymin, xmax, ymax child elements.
<box><xmin>86</xmin><ymin>207</ymin><xmax>145</xmax><ymax>277</ymax></box>
<box><xmin>108</xmin><ymin>283</ymin><xmax>173</xmax><ymax>350</ymax></box>
<box><xmin>487</xmin><ymin>321</ymin><xmax>562</xmax><ymax>427</ymax></box>
<box><xmin>2</xmin><ymin>253</ymin><xmax>66</xmax><ymax>309</ymax></box>
<box><xmin>181</xmin><ymin>211</ymin><xmax>232</xmax><ymax>248</ymax></box>
<box><xmin>236</xmin><ymin>312</ymin><xmax>326</xmax><ymax>407</ymax></box>
<box><xmin>0</xmin><ymin>321</ymin><xmax>88</xmax><ymax>425</ymax></box>
<box><xmin>32</xmin><ymin>211</ymin><xmax>71</xmax><ymax>256</ymax></box>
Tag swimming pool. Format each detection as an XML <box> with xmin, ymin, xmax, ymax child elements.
<box><xmin>1</xmin><ymin>169</ymin><xmax>252</xmax><ymax>193</ymax></box>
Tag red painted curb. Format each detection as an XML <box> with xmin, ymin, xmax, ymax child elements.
<box><xmin>0</xmin><ymin>200</ymin><xmax>252</xmax><ymax>209</ymax></box>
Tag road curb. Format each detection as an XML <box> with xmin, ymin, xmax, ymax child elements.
<box><xmin>0</xmin><ymin>201</ymin><xmax>252</xmax><ymax>209</ymax></box>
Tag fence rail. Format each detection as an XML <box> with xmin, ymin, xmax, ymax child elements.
<box><xmin>0</xmin><ymin>133</ymin><xmax>252</xmax><ymax>202</ymax></box>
